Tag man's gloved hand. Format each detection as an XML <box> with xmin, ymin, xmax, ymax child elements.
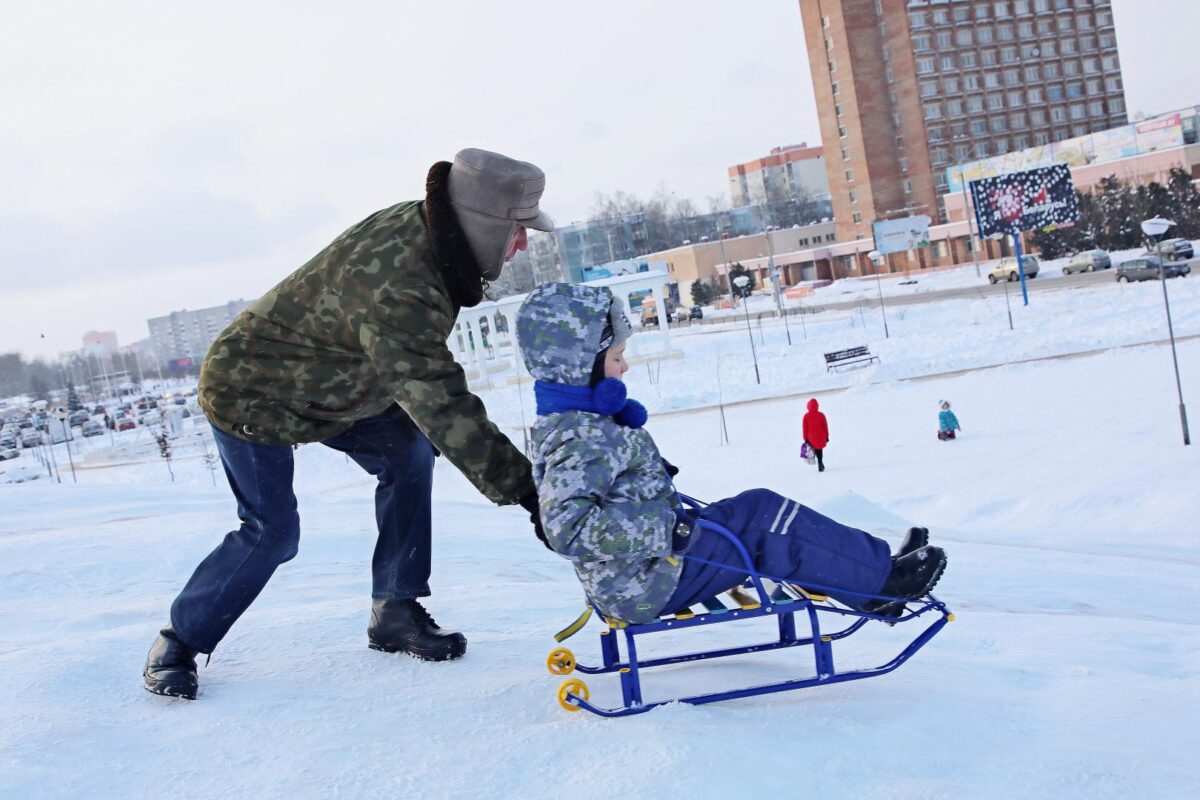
<box><xmin>661</xmin><ymin>457</ymin><xmax>679</xmax><ymax>478</ymax></box>
<box><xmin>518</xmin><ymin>491</ymin><xmax>552</xmax><ymax>551</ymax></box>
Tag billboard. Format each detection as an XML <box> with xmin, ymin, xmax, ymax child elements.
<box><xmin>871</xmin><ymin>215</ymin><xmax>932</xmax><ymax>255</ymax></box>
<box><xmin>969</xmin><ymin>164</ymin><xmax>1078</xmax><ymax>237</ymax></box>
<box><xmin>1134</xmin><ymin>113</ymin><xmax>1185</xmax><ymax>153</ymax></box>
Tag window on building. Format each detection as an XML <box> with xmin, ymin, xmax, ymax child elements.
<box><xmin>1027</xmin><ymin>87</ymin><xmax>1044</xmax><ymax>103</ymax></box>
<box><xmin>1014</xmin><ymin>135</ymin><xmax>1028</xmax><ymax>149</ymax></box>
<box><xmin>933</xmin><ymin>8</ymin><xmax>949</xmax><ymax>24</ymax></box>
<box><xmin>954</xmin><ymin>7</ymin><xmax>970</xmax><ymax>22</ymax></box>
<box><xmin>968</xmin><ymin>97</ymin><xmax>984</xmax><ymax>114</ymax></box>
<box><xmin>976</xmin><ymin>4</ymin><xmax>991</xmax><ymax>19</ymax></box>
<box><xmin>964</xmin><ymin>74</ymin><xmax>981</xmax><ymax>91</ymax></box>
<box><xmin>1063</xmin><ymin>60</ymin><xmax>1079</xmax><ymax>77</ymax></box>
<box><xmin>971</xmin><ymin>119</ymin><xmax>988</xmax><ymax>135</ymax></box>
<box><xmin>920</xmin><ymin>81</ymin><xmax>938</xmax><ymax>98</ymax></box>
<box><xmin>1000</xmin><ymin>46</ymin><xmax>1017</xmax><ymax>63</ymax></box>
<box><xmin>1014</xmin><ymin>0</ymin><xmax>1030</xmax><ymax>13</ymax></box>
<box><xmin>978</xmin><ymin>26</ymin><xmax>994</xmax><ymax>44</ymax></box>
<box><xmin>1047</xmin><ymin>85</ymin><xmax>1064</xmax><ymax>101</ymax></box>
<box><xmin>1099</xmin><ymin>33</ymin><xmax>1115</xmax><ymax>49</ymax></box>
<box><xmin>936</xmin><ymin>31</ymin><xmax>952</xmax><ymax>48</ymax></box>
<box><xmin>893</xmin><ymin>111</ymin><xmax>902</xmax><ymax>127</ymax></box>
<box><xmin>899</xmin><ymin>157</ymin><xmax>909</xmax><ymax>172</ymax></box>
<box><xmin>1018</xmin><ymin>22</ymin><xmax>1034</xmax><ymax>38</ymax></box>
<box><xmin>946</xmin><ymin>99</ymin><xmax>963</xmax><ymax>117</ymax></box>
<box><xmin>1081</xmin><ymin>36</ymin><xmax>1096</xmax><ymax>52</ymax></box>
<box><xmin>1079</xmin><ymin>15</ymin><xmax>1093</xmax><ymax>30</ymax></box>
<box><xmin>839</xmin><ymin>125</ymin><xmax>848</xmax><ymax>138</ymax></box>
<box><xmin>942</xmin><ymin>77</ymin><xmax>959</xmax><ymax>93</ymax></box>
<box><xmin>824</xmin><ymin>37</ymin><xmax>833</xmax><ymax>52</ymax></box>
<box><xmin>835</xmin><ymin>103</ymin><xmax>844</xmax><ymax>117</ymax></box>
<box><xmin>896</xmin><ymin>134</ymin><xmax>905</xmax><ymax>149</ymax></box>
<box><xmin>845</xmin><ymin>169</ymin><xmax>854</xmax><ymax>182</ymax></box>
<box><xmin>975</xmin><ymin>142</ymin><xmax>990</xmax><ymax>157</ymax></box>
<box><xmin>923</xmin><ymin>103</ymin><xmax>942</xmax><ymax>120</ymax></box>
<box><xmin>997</xmin><ymin>23</ymin><xmax>1014</xmax><ymax>41</ymax></box>
<box><xmin>992</xmin><ymin>116</ymin><xmax>1008</xmax><ymax>132</ymax></box>
<box><xmin>955</xmin><ymin>144</ymin><xmax>971</xmax><ymax>160</ymax></box>
<box><xmin>1059</xmin><ymin>17</ymin><xmax>1074</xmax><ymax>32</ymax></box>
<box><xmin>1097</xmin><ymin>10</ymin><xmax>1112</xmax><ymax>26</ymax></box>
<box><xmin>941</xmin><ymin>55</ymin><xmax>956</xmax><ymax>71</ymax></box>
<box><xmin>1051</xmin><ymin>106</ymin><xmax>1068</xmax><ymax>123</ymax></box>
<box><xmin>1008</xmin><ymin>90</ymin><xmax>1024</xmax><ymax>107</ymax></box>
<box><xmin>841</xmin><ymin>146</ymin><xmax>851</xmax><ymax>160</ymax></box>
<box><xmin>1110</xmin><ymin>98</ymin><xmax>1125</xmax><ymax>113</ymax></box>
<box><xmin>995</xmin><ymin>1</ymin><xmax>1011</xmax><ymax>17</ymax></box>
<box><xmin>831</xmin><ymin>81</ymin><xmax>840</xmax><ymax>96</ymax></box>
<box><xmin>1012</xmin><ymin>112</ymin><xmax>1028</xmax><ymax>128</ymax></box>
<box><xmin>1062</xmin><ymin>39</ymin><xmax>1077</xmax><ymax>54</ymax></box>
<box><xmin>1101</xmin><ymin>55</ymin><xmax>1118</xmax><ymax>71</ymax></box>
<box><xmin>1088</xmin><ymin>100</ymin><xmax>1105</xmax><ymax>116</ymax></box>
<box><xmin>928</xmin><ymin>126</ymin><xmax>945</xmax><ymax>142</ymax></box>
<box><xmin>849</xmin><ymin>189</ymin><xmax>858</xmax><ymax>204</ymax></box>
<box><xmin>909</xmin><ymin>11</ymin><xmax>927</xmax><ymax>28</ymax></box>
<box><xmin>1004</xmin><ymin>69</ymin><xmax>1020</xmax><ymax>86</ymax></box>
<box><xmin>1024</xmin><ymin>65</ymin><xmax>1041</xmax><ymax>81</ymax></box>
<box><xmin>1066</xmin><ymin>82</ymin><xmax>1084</xmax><ymax>99</ymax></box>
<box><xmin>828</xmin><ymin>59</ymin><xmax>837</xmax><ymax>73</ymax></box>
<box><xmin>988</xmin><ymin>94</ymin><xmax>1005</xmax><ymax>111</ymax></box>
<box><xmin>852</xmin><ymin>212</ymin><xmax>863</xmax><ymax>224</ymax></box>
<box><xmin>822</xmin><ymin>14</ymin><xmax>830</xmax><ymax>28</ymax></box>
<box><xmin>1034</xmin><ymin>0</ymin><xmax>1049</xmax><ymax>10</ymax></box>
<box><xmin>1044</xmin><ymin>63</ymin><xmax>1060</xmax><ymax>79</ymax></box>
<box><xmin>1105</xmin><ymin>76</ymin><xmax>1121</xmax><ymax>92</ymax></box>
<box><xmin>1021</xmin><ymin>43</ymin><xmax>1038</xmax><ymax>59</ymax></box>
<box><xmin>956</xmin><ymin>29</ymin><xmax>973</xmax><ymax>46</ymax></box>
<box><xmin>1083</xmin><ymin>58</ymin><xmax>1100</xmax><ymax>74</ymax></box>
<box><xmin>903</xmin><ymin>179</ymin><xmax>913</xmax><ymax>194</ymax></box>
<box><xmin>913</xmin><ymin>34</ymin><xmax>932</xmax><ymax>52</ymax></box>
<box><xmin>1042</xmin><ymin>40</ymin><xmax>1057</xmax><ymax>58</ymax></box>
<box><xmin>1031</xmin><ymin>109</ymin><xmax>1046</xmax><ymax>125</ymax></box>
<box><xmin>985</xmin><ymin>72</ymin><xmax>1000</xmax><ymax>88</ymax></box>
<box><xmin>961</xmin><ymin>52</ymin><xmax>978</xmax><ymax>67</ymax></box>
<box><xmin>1070</xmin><ymin>104</ymin><xmax>1086</xmax><ymax>120</ymax></box>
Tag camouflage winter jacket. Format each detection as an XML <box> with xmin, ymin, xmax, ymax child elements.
<box><xmin>199</xmin><ymin>163</ymin><xmax>533</xmax><ymax>505</ymax></box>
<box><xmin>516</xmin><ymin>283</ymin><xmax>683</xmax><ymax>623</ymax></box>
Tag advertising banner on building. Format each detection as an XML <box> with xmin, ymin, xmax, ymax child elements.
<box><xmin>1090</xmin><ymin>125</ymin><xmax>1139</xmax><ymax>163</ymax></box>
<box><xmin>969</xmin><ymin>164</ymin><xmax>1078</xmax><ymax>237</ymax></box>
<box><xmin>1135</xmin><ymin>113</ymin><xmax>1185</xmax><ymax>153</ymax></box>
<box><xmin>871</xmin><ymin>215</ymin><xmax>932</xmax><ymax>255</ymax></box>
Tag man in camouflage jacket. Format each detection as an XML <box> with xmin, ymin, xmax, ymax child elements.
<box><xmin>144</xmin><ymin>149</ymin><xmax>553</xmax><ymax>701</ymax></box>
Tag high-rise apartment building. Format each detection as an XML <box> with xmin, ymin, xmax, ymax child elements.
<box><xmin>728</xmin><ymin>143</ymin><xmax>830</xmax><ymax>208</ymax></box>
<box><xmin>799</xmin><ymin>0</ymin><xmax>1127</xmax><ymax>242</ymax></box>
<box><xmin>147</xmin><ymin>300</ymin><xmax>250</xmax><ymax>366</ymax></box>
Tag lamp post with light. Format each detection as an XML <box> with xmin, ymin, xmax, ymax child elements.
<box><xmin>1141</xmin><ymin>217</ymin><xmax>1190</xmax><ymax>445</ymax></box>
<box><xmin>868</xmin><ymin>249</ymin><xmax>890</xmax><ymax>339</ymax></box>
<box><xmin>732</xmin><ymin>274</ymin><xmax>761</xmax><ymax>385</ymax></box>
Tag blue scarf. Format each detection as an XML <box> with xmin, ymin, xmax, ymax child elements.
<box><xmin>534</xmin><ymin>377</ymin><xmax>648</xmax><ymax>429</ymax></box>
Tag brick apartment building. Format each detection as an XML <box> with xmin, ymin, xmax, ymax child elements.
<box><xmin>727</xmin><ymin>143</ymin><xmax>830</xmax><ymax>208</ymax></box>
<box><xmin>799</xmin><ymin>0</ymin><xmax>1127</xmax><ymax>242</ymax></box>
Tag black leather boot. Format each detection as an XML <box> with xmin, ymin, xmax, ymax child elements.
<box><xmin>895</xmin><ymin>527</ymin><xmax>930</xmax><ymax>560</ymax></box>
<box><xmin>864</xmin><ymin>545</ymin><xmax>947</xmax><ymax>616</ymax></box>
<box><xmin>143</xmin><ymin>627</ymin><xmax>199</xmax><ymax>700</ymax></box>
<box><xmin>368</xmin><ymin>599</ymin><xmax>467</xmax><ymax>662</ymax></box>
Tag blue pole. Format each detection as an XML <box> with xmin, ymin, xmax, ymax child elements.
<box><xmin>1012</xmin><ymin>233</ymin><xmax>1030</xmax><ymax>306</ymax></box>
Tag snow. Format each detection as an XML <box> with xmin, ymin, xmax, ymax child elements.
<box><xmin>2</xmin><ymin>275</ymin><xmax>1198</xmax><ymax>798</ymax></box>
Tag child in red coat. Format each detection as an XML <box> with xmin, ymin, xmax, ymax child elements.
<box><xmin>802</xmin><ymin>398</ymin><xmax>829</xmax><ymax>472</ymax></box>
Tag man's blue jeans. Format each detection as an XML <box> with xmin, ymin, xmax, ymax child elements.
<box><xmin>663</xmin><ymin>489</ymin><xmax>892</xmax><ymax>614</ymax></box>
<box><xmin>170</xmin><ymin>406</ymin><xmax>435</xmax><ymax>654</ymax></box>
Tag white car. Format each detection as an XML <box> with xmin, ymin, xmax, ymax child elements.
<box><xmin>0</xmin><ymin>446</ymin><xmax>19</xmax><ymax>461</ymax></box>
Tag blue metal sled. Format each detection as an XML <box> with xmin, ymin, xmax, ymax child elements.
<box><xmin>546</xmin><ymin>495</ymin><xmax>953</xmax><ymax>717</ymax></box>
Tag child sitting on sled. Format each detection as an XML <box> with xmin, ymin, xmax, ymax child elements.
<box><xmin>515</xmin><ymin>283</ymin><xmax>947</xmax><ymax>625</ymax></box>
<box><xmin>938</xmin><ymin>400</ymin><xmax>961</xmax><ymax>441</ymax></box>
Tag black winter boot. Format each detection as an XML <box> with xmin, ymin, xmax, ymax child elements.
<box><xmin>864</xmin><ymin>545</ymin><xmax>947</xmax><ymax>615</ymax></box>
<box><xmin>895</xmin><ymin>527</ymin><xmax>930</xmax><ymax>560</ymax></box>
<box><xmin>368</xmin><ymin>599</ymin><xmax>467</xmax><ymax>662</ymax></box>
<box><xmin>143</xmin><ymin>627</ymin><xmax>199</xmax><ymax>700</ymax></box>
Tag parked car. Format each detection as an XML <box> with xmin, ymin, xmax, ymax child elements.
<box><xmin>1152</xmin><ymin>238</ymin><xmax>1195</xmax><ymax>262</ymax></box>
<box><xmin>68</xmin><ymin>409</ymin><xmax>90</xmax><ymax>426</ymax></box>
<box><xmin>81</xmin><ymin>420</ymin><xmax>105</xmax><ymax>437</ymax></box>
<box><xmin>139</xmin><ymin>410</ymin><xmax>163</xmax><ymax>426</ymax></box>
<box><xmin>20</xmin><ymin>429</ymin><xmax>42</xmax><ymax>447</ymax></box>
<box><xmin>1062</xmin><ymin>249</ymin><xmax>1112</xmax><ymax>274</ymax></box>
<box><xmin>0</xmin><ymin>431</ymin><xmax>16</xmax><ymax>449</ymax></box>
<box><xmin>688</xmin><ymin>305</ymin><xmax>704</xmax><ymax>320</ymax></box>
<box><xmin>987</xmin><ymin>255</ymin><xmax>1040</xmax><ymax>284</ymax></box>
<box><xmin>0</xmin><ymin>446</ymin><xmax>19</xmax><ymax>461</ymax></box>
<box><xmin>1116</xmin><ymin>256</ymin><xmax>1191</xmax><ymax>282</ymax></box>
<box><xmin>115</xmin><ymin>417</ymin><xmax>137</xmax><ymax>432</ymax></box>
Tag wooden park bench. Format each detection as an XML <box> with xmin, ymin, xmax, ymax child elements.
<box><xmin>824</xmin><ymin>345</ymin><xmax>880</xmax><ymax>372</ymax></box>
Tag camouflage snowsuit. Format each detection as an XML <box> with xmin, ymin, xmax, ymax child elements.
<box><xmin>199</xmin><ymin>196</ymin><xmax>532</xmax><ymax>505</ymax></box>
<box><xmin>517</xmin><ymin>283</ymin><xmax>683</xmax><ymax>624</ymax></box>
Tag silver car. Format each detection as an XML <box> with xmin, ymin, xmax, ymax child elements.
<box><xmin>1062</xmin><ymin>249</ymin><xmax>1112</xmax><ymax>275</ymax></box>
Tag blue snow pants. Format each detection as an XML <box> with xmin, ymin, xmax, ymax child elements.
<box><xmin>662</xmin><ymin>489</ymin><xmax>892</xmax><ymax>614</ymax></box>
<box><xmin>170</xmin><ymin>405</ymin><xmax>435</xmax><ymax>653</ymax></box>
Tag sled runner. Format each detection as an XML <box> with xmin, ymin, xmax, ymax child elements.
<box><xmin>545</xmin><ymin>494</ymin><xmax>953</xmax><ymax>717</ymax></box>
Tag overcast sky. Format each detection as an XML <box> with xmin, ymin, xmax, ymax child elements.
<box><xmin>1</xmin><ymin>0</ymin><xmax>1194</xmax><ymax>359</ymax></box>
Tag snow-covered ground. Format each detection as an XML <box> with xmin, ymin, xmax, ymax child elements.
<box><xmin>2</xmin><ymin>277</ymin><xmax>1198</xmax><ymax>799</ymax></box>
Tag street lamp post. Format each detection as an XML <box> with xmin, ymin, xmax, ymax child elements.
<box><xmin>1141</xmin><ymin>217</ymin><xmax>1190</xmax><ymax>446</ymax></box>
<box><xmin>732</xmin><ymin>275</ymin><xmax>761</xmax><ymax>385</ymax></box>
<box><xmin>868</xmin><ymin>249</ymin><xmax>890</xmax><ymax>339</ymax></box>
<box><xmin>718</xmin><ymin>232</ymin><xmax>733</xmax><ymax>306</ymax></box>
<box><xmin>991</xmin><ymin>232</ymin><xmax>1014</xmax><ymax>331</ymax></box>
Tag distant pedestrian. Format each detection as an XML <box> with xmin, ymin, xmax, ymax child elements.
<box><xmin>802</xmin><ymin>398</ymin><xmax>829</xmax><ymax>472</ymax></box>
<box><xmin>937</xmin><ymin>400</ymin><xmax>961</xmax><ymax>441</ymax></box>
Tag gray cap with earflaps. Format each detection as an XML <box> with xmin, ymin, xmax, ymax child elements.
<box><xmin>447</xmin><ymin>148</ymin><xmax>554</xmax><ymax>281</ymax></box>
